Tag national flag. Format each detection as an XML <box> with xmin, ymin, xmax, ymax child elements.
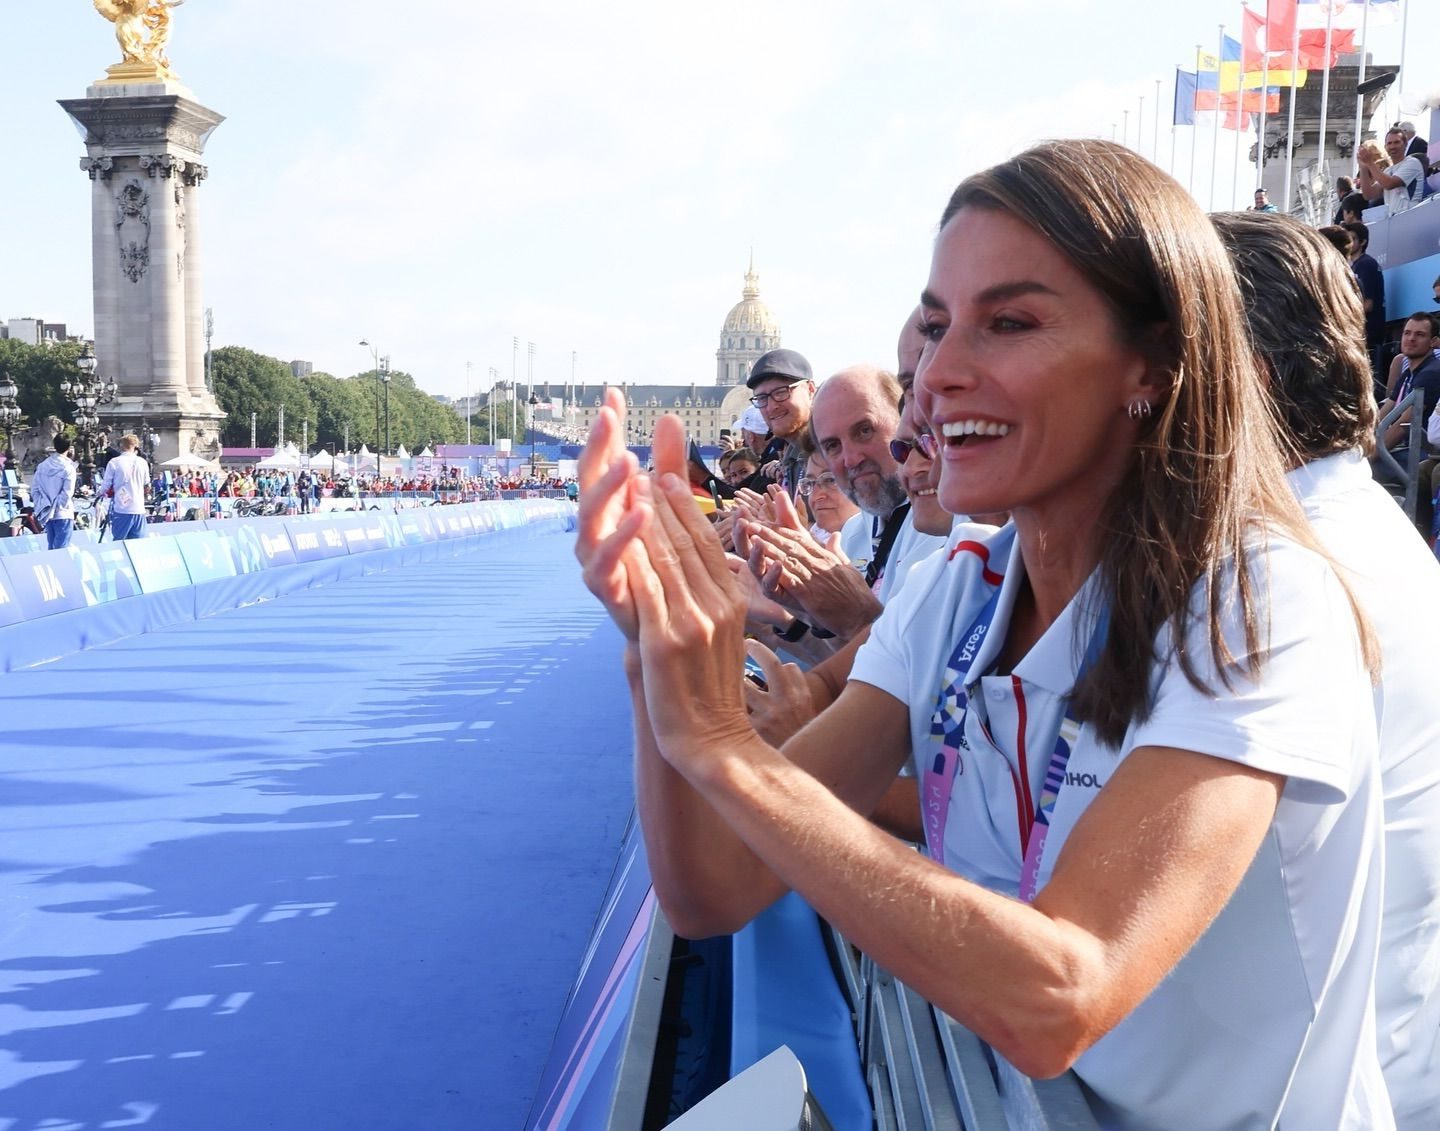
<box><xmin>1197</xmin><ymin>38</ymin><xmax>1280</xmax><ymax>112</ymax></box>
<box><xmin>1237</xmin><ymin>8</ymin><xmax>1308</xmax><ymax>89</ymax></box>
<box><xmin>1249</xmin><ymin>3</ymin><xmax>1347</xmax><ymax>71</ymax></box>
<box><xmin>1174</xmin><ymin>68</ymin><xmax>1198</xmax><ymax>126</ymax></box>
<box><xmin>1296</xmin><ymin>1</ymin><xmax>1400</xmax><ymax>31</ymax></box>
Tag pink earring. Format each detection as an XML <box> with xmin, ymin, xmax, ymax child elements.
<box><xmin>1126</xmin><ymin>399</ymin><xmax>1153</xmax><ymax>420</ymax></box>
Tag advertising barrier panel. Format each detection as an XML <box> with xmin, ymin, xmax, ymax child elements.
<box><xmin>70</xmin><ymin>541</ymin><xmax>144</xmax><ymax>605</ymax></box>
<box><xmin>1</xmin><ymin>550</ymin><xmax>88</xmax><ymax>619</ymax></box>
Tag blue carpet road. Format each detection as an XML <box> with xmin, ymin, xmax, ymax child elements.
<box><xmin>0</xmin><ymin>529</ymin><xmax>635</xmax><ymax>1130</ymax></box>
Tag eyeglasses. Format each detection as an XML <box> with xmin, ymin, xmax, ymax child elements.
<box><xmin>797</xmin><ymin>472</ymin><xmax>839</xmax><ymax>496</ymax></box>
<box><xmin>888</xmin><ymin>434</ymin><xmax>939</xmax><ymax>464</ymax></box>
<box><xmin>750</xmin><ymin>381</ymin><xmax>805</xmax><ymax>409</ymax></box>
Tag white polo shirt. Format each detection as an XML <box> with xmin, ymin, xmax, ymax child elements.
<box><xmin>851</xmin><ymin>523</ymin><xmax>1391</xmax><ymax>1131</ymax></box>
<box><xmin>1291</xmin><ymin>449</ymin><xmax>1440</xmax><ymax>1131</ymax></box>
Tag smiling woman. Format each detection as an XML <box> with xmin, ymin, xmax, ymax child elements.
<box><xmin>574</xmin><ymin>139</ymin><xmax>1390</xmax><ymax>1131</ymax></box>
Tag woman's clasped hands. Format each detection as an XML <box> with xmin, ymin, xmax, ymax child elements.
<box><xmin>575</xmin><ymin>388</ymin><xmax>755</xmax><ymax>772</ymax></box>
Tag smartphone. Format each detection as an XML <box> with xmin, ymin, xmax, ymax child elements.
<box><xmin>743</xmin><ymin>654</ymin><xmax>768</xmax><ymax>692</ymax></box>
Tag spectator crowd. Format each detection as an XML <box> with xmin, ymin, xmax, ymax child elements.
<box><xmin>575</xmin><ymin>139</ymin><xmax>1440</xmax><ymax>1130</ymax></box>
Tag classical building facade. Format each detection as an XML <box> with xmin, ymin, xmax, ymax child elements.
<box><xmin>516</xmin><ymin>257</ymin><xmax>783</xmax><ymax>447</ymax></box>
<box><xmin>715</xmin><ymin>257</ymin><xmax>780</xmax><ymax>386</ymax></box>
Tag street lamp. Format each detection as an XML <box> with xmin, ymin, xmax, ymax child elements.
<box><xmin>58</xmin><ymin>343</ymin><xmax>116</xmax><ymax>487</ymax></box>
<box><xmin>0</xmin><ymin>373</ymin><xmax>20</xmax><ymax>520</ymax></box>
<box><xmin>488</xmin><ymin>366</ymin><xmax>499</xmax><ymax>443</ymax></box>
<box><xmin>527</xmin><ymin>391</ymin><xmax>540</xmax><ymax>478</ymax></box>
<box><xmin>0</xmin><ymin>372</ymin><xmax>20</xmax><ymax>484</ymax></box>
<box><xmin>359</xmin><ymin>339</ymin><xmax>391</xmax><ymax>476</ymax></box>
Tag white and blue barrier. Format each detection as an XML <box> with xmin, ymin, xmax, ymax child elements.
<box><xmin>0</xmin><ymin>498</ymin><xmax>576</xmax><ymax>672</ymax></box>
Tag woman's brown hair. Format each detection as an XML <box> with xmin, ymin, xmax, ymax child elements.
<box><xmin>939</xmin><ymin>139</ymin><xmax>1375</xmax><ymax>746</ymax></box>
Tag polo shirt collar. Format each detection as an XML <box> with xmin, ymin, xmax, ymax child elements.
<box><xmin>974</xmin><ymin>531</ymin><xmax>1104</xmax><ymax>697</ymax></box>
<box><xmin>1286</xmin><ymin>448</ymin><xmax>1368</xmax><ymax>500</ymax></box>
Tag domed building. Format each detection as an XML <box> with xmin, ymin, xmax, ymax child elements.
<box><xmin>715</xmin><ymin>256</ymin><xmax>780</xmax><ymax>386</ymax></box>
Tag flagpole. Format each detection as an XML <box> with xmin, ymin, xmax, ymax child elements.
<box><xmin>1352</xmin><ymin>0</ymin><xmax>1371</xmax><ymax>168</ymax></box>
<box><xmin>1123</xmin><ymin>108</ymin><xmax>1130</xmax><ymax>150</ymax></box>
<box><xmin>1190</xmin><ymin>44</ymin><xmax>1202</xmax><ymax>197</ymax></box>
<box><xmin>1211</xmin><ymin>24</ymin><xmax>1225</xmax><ymax>211</ymax></box>
<box><xmin>1171</xmin><ymin>69</ymin><xmax>1180</xmax><ymax>176</ymax></box>
<box><xmin>1282</xmin><ymin>6</ymin><xmax>1302</xmax><ymax>210</ymax></box>
<box><xmin>1397</xmin><ymin>0</ymin><xmax>1411</xmax><ymax>122</ymax></box>
<box><xmin>1257</xmin><ymin>6</ymin><xmax>1271</xmax><ymax>191</ymax></box>
<box><xmin>1233</xmin><ymin>6</ymin><xmax>1248</xmax><ymax>209</ymax></box>
<box><xmin>1315</xmin><ymin>4</ymin><xmax>1335</xmax><ymax>219</ymax></box>
<box><xmin>1154</xmin><ymin>78</ymin><xmax>1162</xmax><ymax>162</ymax></box>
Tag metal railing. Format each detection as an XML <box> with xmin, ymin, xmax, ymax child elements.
<box><xmin>829</xmin><ymin>923</ymin><xmax>1100</xmax><ymax>1131</ymax></box>
<box><xmin>1373</xmin><ymin>388</ymin><xmax>1427</xmax><ymax>521</ymax></box>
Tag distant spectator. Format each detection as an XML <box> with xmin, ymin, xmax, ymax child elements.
<box><xmin>1339</xmin><ymin>192</ymin><xmax>1369</xmax><ymax>222</ymax></box>
<box><xmin>1378</xmin><ymin>312</ymin><xmax>1440</xmax><ymax>453</ymax></box>
<box><xmin>1355</xmin><ymin>138</ymin><xmax>1391</xmax><ymax>206</ymax></box>
<box><xmin>1395</xmin><ymin>119</ymin><xmax>1429</xmax><ymax>161</ymax></box>
<box><xmin>1317</xmin><ymin>225</ymin><xmax>1352</xmax><ymax>256</ymax></box>
<box><xmin>797</xmin><ymin>451</ymin><xmax>858</xmax><ymax>541</ymax></box>
<box><xmin>1251</xmin><ymin>188</ymin><xmax>1278</xmax><ymax>212</ymax></box>
<box><xmin>97</xmin><ymin>434</ymin><xmax>149</xmax><ymax>541</ymax></box>
<box><xmin>1344</xmin><ymin>220</ymin><xmax>1386</xmax><ymax>391</ymax></box>
<box><xmin>1359</xmin><ymin>129</ymin><xmax>1425</xmax><ymax>215</ymax></box>
<box><xmin>30</xmin><ymin>435</ymin><xmax>77</xmax><ymax>549</ymax></box>
<box><xmin>718</xmin><ymin>447</ymin><xmax>764</xmax><ymax>490</ymax></box>
<box><xmin>747</xmin><ymin>349</ymin><xmax>816</xmax><ymax>496</ymax></box>
<box><xmin>1334</xmin><ymin>175</ymin><xmax>1355</xmax><ymax>223</ymax></box>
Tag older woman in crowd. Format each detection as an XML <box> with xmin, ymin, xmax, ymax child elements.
<box><xmin>576</xmin><ymin>140</ymin><xmax>1388</xmax><ymax>1128</ymax></box>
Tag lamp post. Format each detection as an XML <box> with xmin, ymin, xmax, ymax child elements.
<box><xmin>488</xmin><ymin>366</ymin><xmax>499</xmax><ymax>443</ymax></box>
<box><xmin>528</xmin><ymin>391</ymin><xmax>540</xmax><ymax>479</ymax></box>
<box><xmin>58</xmin><ymin>343</ymin><xmax>116</xmax><ymax>487</ymax></box>
<box><xmin>0</xmin><ymin>373</ymin><xmax>20</xmax><ymax>519</ymax></box>
<box><xmin>0</xmin><ymin>372</ymin><xmax>20</xmax><ymax>484</ymax></box>
<box><xmin>359</xmin><ymin>339</ymin><xmax>388</xmax><ymax>477</ymax></box>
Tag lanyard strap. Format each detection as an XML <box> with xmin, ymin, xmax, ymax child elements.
<box><xmin>922</xmin><ymin>588</ymin><xmax>1003</xmax><ymax>861</ymax></box>
<box><xmin>924</xmin><ymin>594</ymin><xmax>1107</xmax><ymax>904</ymax></box>
<box><xmin>866</xmin><ymin>503</ymin><xmax>911</xmax><ymax>589</ymax></box>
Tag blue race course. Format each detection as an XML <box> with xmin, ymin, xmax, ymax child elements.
<box><xmin>0</xmin><ymin>522</ymin><xmax>634</xmax><ymax>1130</ymax></box>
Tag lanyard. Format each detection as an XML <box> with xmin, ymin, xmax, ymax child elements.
<box><xmin>923</xmin><ymin>588</ymin><xmax>1106</xmax><ymax>904</ymax></box>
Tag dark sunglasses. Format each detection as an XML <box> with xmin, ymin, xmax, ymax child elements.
<box><xmin>888</xmin><ymin>434</ymin><xmax>939</xmax><ymax>464</ymax></box>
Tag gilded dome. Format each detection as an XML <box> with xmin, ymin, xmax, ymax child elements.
<box><xmin>722</xmin><ymin>263</ymin><xmax>779</xmax><ymax>337</ymax></box>
<box><xmin>716</xmin><ymin>254</ymin><xmax>782</xmax><ymax>385</ymax></box>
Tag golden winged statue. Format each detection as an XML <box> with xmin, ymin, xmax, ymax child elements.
<box><xmin>93</xmin><ymin>0</ymin><xmax>186</xmax><ymax>74</ymax></box>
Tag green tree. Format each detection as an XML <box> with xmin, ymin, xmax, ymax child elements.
<box><xmin>0</xmin><ymin>338</ymin><xmax>88</xmax><ymax>431</ymax></box>
<box><xmin>211</xmin><ymin>346</ymin><xmax>315</xmax><ymax>447</ymax></box>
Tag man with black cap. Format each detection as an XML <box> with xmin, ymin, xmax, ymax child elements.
<box><xmin>746</xmin><ymin>348</ymin><xmax>816</xmax><ymax>497</ymax></box>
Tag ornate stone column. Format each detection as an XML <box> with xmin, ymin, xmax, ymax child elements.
<box><xmin>59</xmin><ymin>83</ymin><xmax>225</xmax><ymax>462</ymax></box>
<box><xmin>181</xmin><ymin>162</ymin><xmax>209</xmax><ymax>401</ymax></box>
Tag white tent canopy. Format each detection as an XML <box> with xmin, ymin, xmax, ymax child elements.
<box><xmin>160</xmin><ymin>453</ymin><xmax>220</xmax><ymax>470</ymax></box>
<box><xmin>306</xmin><ymin>449</ymin><xmax>336</xmax><ymax>470</ymax></box>
<box><xmin>395</xmin><ymin>443</ymin><xmax>411</xmax><ymax>459</ymax></box>
<box><xmin>256</xmin><ymin>443</ymin><xmax>301</xmax><ymax>470</ymax></box>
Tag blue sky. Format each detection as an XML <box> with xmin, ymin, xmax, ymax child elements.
<box><xmin>4</xmin><ymin>1</ymin><xmax>1436</xmax><ymax>402</ymax></box>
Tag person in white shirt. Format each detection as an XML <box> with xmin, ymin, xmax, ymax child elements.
<box><xmin>96</xmin><ymin>433</ymin><xmax>150</xmax><ymax>541</ymax></box>
<box><xmin>1359</xmin><ymin>127</ymin><xmax>1426</xmax><ymax>215</ymax></box>
<box><xmin>1216</xmin><ymin>210</ymin><xmax>1440</xmax><ymax>1130</ymax></box>
<box><xmin>29</xmin><ymin>435</ymin><xmax>78</xmax><ymax>550</ymax></box>
<box><xmin>576</xmin><ymin>139</ymin><xmax>1390</xmax><ymax>1129</ymax></box>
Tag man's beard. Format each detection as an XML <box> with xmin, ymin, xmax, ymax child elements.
<box><xmin>844</xmin><ymin>466</ymin><xmax>907</xmax><ymax>517</ymax></box>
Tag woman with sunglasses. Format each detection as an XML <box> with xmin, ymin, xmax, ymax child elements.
<box><xmin>576</xmin><ymin>140</ymin><xmax>1388</xmax><ymax>1129</ymax></box>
